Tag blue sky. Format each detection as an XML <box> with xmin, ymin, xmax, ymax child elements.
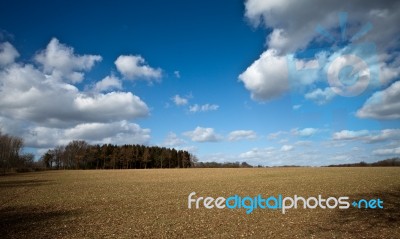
<box><xmin>0</xmin><ymin>0</ymin><xmax>399</xmax><ymax>166</ymax></box>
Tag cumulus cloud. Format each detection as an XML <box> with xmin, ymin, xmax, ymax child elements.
<box><xmin>183</xmin><ymin>127</ymin><xmax>222</xmax><ymax>142</ymax></box>
<box><xmin>268</xmin><ymin>128</ymin><xmax>320</xmax><ymax>139</ymax></box>
<box><xmin>94</xmin><ymin>75</ymin><xmax>122</xmax><ymax>92</ymax></box>
<box><xmin>244</xmin><ymin>0</ymin><xmax>400</xmax><ymax>53</ymax></box>
<box><xmin>291</xmin><ymin>128</ymin><xmax>320</xmax><ymax>137</ymax></box>
<box><xmin>238</xmin><ymin>146</ymin><xmax>322</xmax><ymax>166</ymax></box>
<box><xmin>267</xmin><ymin>131</ymin><xmax>287</xmax><ymax>140</ymax></box>
<box><xmin>35</xmin><ymin>38</ymin><xmax>102</xmax><ymax>83</ymax></box>
<box><xmin>305</xmin><ymin>87</ymin><xmax>336</xmax><ymax>105</ymax></box>
<box><xmin>115</xmin><ymin>55</ymin><xmax>161</xmax><ymax>80</ymax></box>
<box><xmin>281</xmin><ymin>145</ymin><xmax>294</xmax><ymax>151</ymax></box>
<box><xmin>0</xmin><ymin>42</ymin><xmax>19</xmax><ymax>66</ymax></box>
<box><xmin>171</xmin><ymin>94</ymin><xmax>188</xmax><ymax>106</ymax></box>
<box><xmin>238</xmin><ymin>49</ymin><xmax>289</xmax><ymax>101</ymax></box>
<box><xmin>0</xmin><ymin>62</ymin><xmax>149</xmax><ymax>127</ymax></box>
<box><xmin>0</xmin><ymin>40</ymin><xmax>151</xmax><ymax>151</ymax></box>
<box><xmin>162</xmin><ymin>132</ymin><xmax>186</xmax><ymax>147</ymax></box>
<box><xmin>332</xmin><ymin>130</ymin><xmax>370</xmax><ymax>140</ymax></box>
<box><xmin>228</xmin><ymin>130</ymin><xmax>257</xmax><ymax>141</ymax></box>
<box><xmin>239</xmin><ymin>147</ymin><xmax>275</xmax><ymax>160</ymax></box>
<box><xmin>74</xmin><ymin>92</ymin><xmax>149</xmax><ymax>122</ymax></box>
<box><xmin>333</xmin><ymin>129</ymin><xmax>400</xmax><ymax>143</ymax></box>
<box><xmin>24</xmin><ymin>121</ymin><xmax>150</xmax><ymax>148</ymax></box>
<box><xmin>357</xmin><ymin>81</ymin><xmax>400</xmax><ymax>119</ymax></box>
<box><xmin>373</xmin><ymin>147</ymin><xmax>400</xmax><ymax>156</ymax></box>
<box><xmin>241</xmin><ymin>0</ymin><xmax>400</xmax><ymax>102</ymax></box>
<box><xmin>189</xmin><ymin>104</ymin><xmax>219</xmax><ymax>113</ymax></box>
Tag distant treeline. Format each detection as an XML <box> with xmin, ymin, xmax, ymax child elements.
<box><xmin>42</xmin><ymin>140</ymin><xmax>194</xmax><ymax>169</ymax></box>
<box><xmin>2</xmin><ymin>130</ymin><xmax>400</xmax><ymax>173</ymax></box>
<box><xmin>326</xmin><ymin>158</ymin><xmax>400</xmax><ymax>167</ymax></box>
<box><xmin>194</xmin><ymin>161</ymin><xmax>253</xmax><ymax>168</ymax></box>
<box><xmin>0</xmin><ymin>131</ymin><xmax>37</xmax><ymax>173</ymax></box>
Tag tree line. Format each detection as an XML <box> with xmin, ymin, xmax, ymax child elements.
<box><xmin>0</xmin><ymin>131</ymin><xmax>36</xmax><ymax>173</ymax></box>
<box><xmin>42</xmin><ymin>140</ymin><xmax>195</xmax><ymax>169</ymax></box>
<box><xmin>326</xmin><ymin>158</ymin><xmax>400</xmax><ymax>167</ymax></box>
<box><xmin>194</xmin><ymin>161</ymin><xmax>253</xmax><ymax>168</ymax></box>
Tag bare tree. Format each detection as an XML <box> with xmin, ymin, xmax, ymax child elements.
<box><xmin>0</xmin><ymin>131</ymin><xmax>24</xmax><ymax>173</ymax></box>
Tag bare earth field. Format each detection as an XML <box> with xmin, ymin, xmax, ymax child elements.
<box><xmin>1</xmin><ymin>168</ymin><xmax>399</xmax><ymax>238</ymax></box>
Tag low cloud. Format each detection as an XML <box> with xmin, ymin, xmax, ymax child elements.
<box><xmin>0</xmin><ymin>42</ymin><xmax>19</xmax><ymax>66</ymax></box>
<box><xmin>293</xmin><ymin>104</ymin><xmax>302</xmax><ymax>110</ymax></box>
<box><xmin>35</xmin><ymin>38</ymin><xmax>102</xmax><ymax>83</ymax></box>
<box><xmin>333</xmin><ymin>129</ymin><xmax>400</xmax><ymax>143</ymax></box>
<box><xmin>23</xmin><ymin>120</ymin><xmax>150</xmax><ymax>148</ymax></box>
<box><xmin>305</xmin><ymin>87</ymin><xmax>335</xmax><ymax>105</ymax></box>
<box><xmin>228</xmin><ymin>130</ymin><xmax>257</xmax><ymax>141</ymax></box>
<box><xmin>189</xmin><ymin>104</ymin><xmax>219</xmax><ymax>113</ymax></box>
<box><xmin>0</xmin><ymin>39</ymin><xmax>152</xmax><ymax>151</ymax></box>
<box><xmin>171</xmin><ymin>94</ymin><xmax>189</xmax><ymax>106</ymax></box>
<box><xmin>241</xmin><ymin>0</ymin><xmax>400</xmax><ymax>103</ymax></box>
<box><xmin>281</xmin><ymin>145</ymin><xmax>294</xmax><ymax>151</ymax></box>
<box><xmin>373</xmin><ymin>147</ymin><xmax>400</xmax><ymax>156</ymax></box>
<box><xmin>183</xmin><ymin>127</ymin><xmax>222</xmax><ymax>142</ymax></box>
<box><xmin>94</xmin><ymin>75</ymin><xmax>122</xmax><ymax>92</ymax></box>
<box><xmin>357</xmin><ymin>81</ymin><xmax>400</xmax><ymax>120</ymax></box>
<box><xmin>238</xmin><ymin>49</ymin><xmax>289</xmax><ymax>101</ymax></box>
<box><xmin>115</xmin><ymin>55</ymin><xmax>162</xmax><ymax>81</ymax></box>
<box><xmin>291</xmin><ymin>128</ymin><xmax>320</xmax><ymax>137</ymax></box>
<box><xmin>162</xmin><ymin>132</ymin><xmax>186</xmax><ymax>147</ymax></box>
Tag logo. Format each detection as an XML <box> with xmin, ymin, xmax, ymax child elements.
<box><xmin>188</xmin><ymin>192</ymin><xmax>384</xmax><ymax>214</ymax></box>
<box><xmin>287</xmin><ymin>12</ymin><xmax>379</xmax><ymax>98</ymax></box>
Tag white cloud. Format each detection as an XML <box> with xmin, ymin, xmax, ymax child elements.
<box><xmin>366</xmin><ymin>129</ymin><xmax>400</xmax><ymax>143</ymax></box>
<box><xmin>357</xmin><ymin>81</ymin><xmax>400</xmax><ymax>119</ymax></box>
<box><xmin>333</xmin><ymin>129</ymin><xmax>400</xmax><ymax>143</ymax></box>
<box><xmin>292</xmin><ymin>128</ymin><xmax>320</xmax><ymax>137</ymax></box>
<box><xmin>269</xmin><ymin>128</ymin><xmax>320</xmax><ymax>139</ymax></box>
<box><xmin>242</xmin><ymin>0</ymin><xmax>400</xmax><ymax>102</ymax></box>
<box><xmin>162</xmin><ymin>132</ymin><xmax>186</xmax><ymax>147</ymax></box>
<box><xmin>281</xmin><ymin>144</ymin><xmax>294</xmax><ymax>151</ymax></box>
<box><xmin>189</xmin><ymin>104</ymin><xmax>219</xmax><ymax>112</ymax></box>
<box><xmin>279</xmin><ymin>139</ymin><xmax>289</xmax><ymax>144</ymax></box>
<box><xmin>305</xmin><ymin>87</ymin><xmax>335</xmax><ymax>105</ymax></box>
<box><xmin>244</xmin><ymin>0</ymin><xmax>400</xmax><ymax>53</ymax></box>
<box><xmin>228</xmin><ymin>130</ymin><xmax>257</xmax><ymax>141</ymax></box>
<box><xmin>172</xmin><ymin>94</ymin><xmax>188</xmax><ymax>106</ymax></box>
<box><xmin>295</xmin><ymin>140</ymin><xmax>313</xmax><ymax>146</ymax></box>
<box><xmin>293</xmin><ymin>104</ymin><xmax>302</xmax><ymax>110</ymax></box>
<box><xmin>24</xmin><ymin>121</ymin><xmax>150</xmax><ymax>148</ymax></box>
<box><xmin>35</xmin><ymin>38</ymin><xmax>102</xmax><ymax>83</ymax></box>
<box><xmin>174</xmin><ymin>70</ymin><xmax>180</xmax><ymax>78</ymax></box>
<box><xmin>0</xmin><ymin>42</ymin><xmax>19</xmax><ymax>66</ymax></box>
<box><xmin>0</xmin><ymin>40</ymin><xmax>151</xmax><ymax>151</ymax></box>
<box><xmin>115</xmin><ymin>55</ymin><xmax>161</xmax><ymax>80</ymax></box>
<box><xmin>373</xmin><ymin>147</ymin><xmax>400</xmax><ymax>156</ymax></box>
<box><xmin>74</xmin><ymin>92</ymin><xmax>149</xmax><ymax>122</ymax></box>
<box><xmin>378</xmin><ymin>54</ymin><xmax>400</xmax><ymax>85</ymax></box>
<box><xmin>267</xmin><ymin>131</ymin><xmax>287</xmax><ymax>140</ymax></box>
<box><xmin>179</xmin><ymin>145</ymin><xmax>197</xmax><ymax>153</ymax></box>
<box><xmin>236</xmin><ymin>139</ymin><xmax>391</xmax><ymax>166</ymax></box>
<box><xmin>239</xmin><ymin>147</ymin><xmax>275</xmax><ymax>160</ymax></box>
<box><xmin>0</xmin><ymin>62</ymin><xmax>148</xmax><ymax>126</ymax></box>
<box><xmin>94</xmin><ymin>75</ymin><xmax>122</xmax><ymax>92</ymax></box>
<box><xmin>332</xmin><ymin>130</ymin><xmax>370</xmax><ymax>140</ymax></box>
<box><xmin>183</xmin><ymin>127</ymin><xmax>222</xmax><ymax>142</ymax></box>
<box><xmin>238</xmin><ymin>49</ymin><xmax>289</xmax><ymax>101</ymax></box>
